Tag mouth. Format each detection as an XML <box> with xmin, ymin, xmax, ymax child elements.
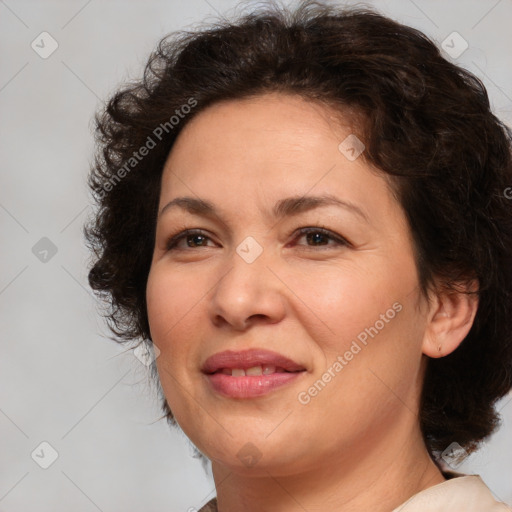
<box><xmin>212</xmin><ymin>365</ymin><xmax>303</xmax><ymax>376</ymax></box>
<box><xmin>202</xmin><ymin>349</ymin><xmax>307</xmax><ymax>398</ymax></box>
<box><xmin>202</xmin><ymin>348</ymin><xmax>306</xmax><ymax>374</ymax></box>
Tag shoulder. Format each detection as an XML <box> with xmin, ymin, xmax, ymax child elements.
<box><xmin>392</xmin><ymin>472</ymin><xmax>512</xmax><ymax>512</ymax></box>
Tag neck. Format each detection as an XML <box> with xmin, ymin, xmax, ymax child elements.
<box><xmin>211</xmin><ymin>419</ymin><xmax>445</xmax><ymax>512</ymax></box>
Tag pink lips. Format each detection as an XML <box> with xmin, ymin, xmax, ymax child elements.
<box><xmin>202</xmin><ymin>349</ymin><xmax>306</xmax><ymax>374</ymax></box>
<box><xmin>202</xmin><ymin>349</ymin><xmax>307</xmax><ymax>398</ymax></box>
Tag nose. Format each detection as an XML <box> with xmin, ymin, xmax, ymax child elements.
<box><xmin>209</xmin><ymin>246</ymin><xmax>287</xmax><ymax>331</ymax></box>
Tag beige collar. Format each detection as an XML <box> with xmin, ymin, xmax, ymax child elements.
<box><xmin>391</xmin><ymin>473</ymin><xmax>511</xmax><ymax>511</ymax></box>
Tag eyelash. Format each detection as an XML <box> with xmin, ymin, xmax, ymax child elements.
<box><xmin>164</xmin><ymin>226</ymin><xmax>350</xmax><ymax>251</ymax></box>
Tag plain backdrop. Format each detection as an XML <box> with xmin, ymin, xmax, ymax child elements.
<box><xmin>1</xmin><ymin>0</ymin><xmax>511</xmax><ymax>510</ymax></box>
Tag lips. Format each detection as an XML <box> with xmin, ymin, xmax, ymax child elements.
<box><xmin>202</xmin><ymin>349</ymin><xmax>306</xmax><ymax>375</ymax></box>
<box><xmin>202</xmin><ymin>349</ymin><xmax>307</xmax><ymax>398</ymax></box>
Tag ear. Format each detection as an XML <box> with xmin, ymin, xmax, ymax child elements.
<box><xmin>422</xmin><ymin>280</ymin><xmax>479</xmax><ymax>358</ymax></box>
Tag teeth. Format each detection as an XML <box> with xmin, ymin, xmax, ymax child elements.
<box><xmin>246</xmin><ymin>366</ymin><xmax>263</xmax><ymax>376</ymax></box>
<box><xmin>217</xmin><ymin>365</ymin><xmax>287</xmax><ymax>376</ymax></box>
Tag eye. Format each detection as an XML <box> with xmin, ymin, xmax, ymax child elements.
<box><xmin>165</xmin><ymin>229</ymin><xmax>216</xmax><ymax>251</ymax></box>
<box><xmin>290</xmin><ymin>227</ymin><xmax>350</xmax><ymax>249</ymax></box>
<box><xmin>164</xmin><ymin>226</ymin><xmax>350</xmax><ymax>252</ymax></box>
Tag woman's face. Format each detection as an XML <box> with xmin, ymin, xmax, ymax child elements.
<box><xmin>146</xmin><ymin>92</ymin><xmax>431</xmax><ymax>475</ymax></box>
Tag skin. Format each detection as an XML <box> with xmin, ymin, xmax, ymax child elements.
<box><xmin>146</xmin><ymin>92</ymin><xmax>478</xmax><ymax>511</ymax></box>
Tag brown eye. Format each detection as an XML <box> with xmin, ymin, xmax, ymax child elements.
<box><xmin>292</xmin><ymin>227</ymin><xmax>350</xmax><ymax>248</ymax></box>
<box><xmin>166</xmin><ymin>230</ymin><xmax>215</xmax><ymax>251</ymax></box>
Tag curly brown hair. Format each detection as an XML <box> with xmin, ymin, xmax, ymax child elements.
<box><xmin>84</xmin><ymin>0</ymin><xmax>512</xmax><ymax>462</ymax></box>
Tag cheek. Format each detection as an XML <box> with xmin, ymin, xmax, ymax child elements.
<box><xmin>146</xmin><ymin>266</ymin><xmax>203</xmax><ymax>423</ymax></box>
<box><xmin>290</xmin><ymin>254</ymin><xmax>425</xmax><ymax>406</ymax></box>
<box><xmin>146</xmin><ymin>265</ymin><xmax>194</xmax><ymax>352</ymax></box>
<box><xmin>287</xmin><ymin>259</ymin><xmax>412</xmax><ymax>352</ymax></box>
<box><xmin>311</xmin><ymin>286</ymin><xmax>424</xmax><ymax>419</ymax></box>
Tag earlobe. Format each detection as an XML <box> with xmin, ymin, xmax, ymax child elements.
<box><xmin>422</xmin><ymin>281</ymin><xmax>479</xmax><ymax>359</ymax></box>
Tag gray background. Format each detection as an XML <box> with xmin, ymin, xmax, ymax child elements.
<box><xmin>1</xmin><ymin>0</ymin><xmax>511</xmax><ymax>510</ymax></box>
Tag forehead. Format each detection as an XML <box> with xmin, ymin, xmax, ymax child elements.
<box><xmin>163</xmin><ymin>93</ymin><xmax>360</xmax><ymax>181</ymax></box>
<box><xmin>158</xmin><ymin>93</ymin><xmax>400</xmax><ymax>226</ymax></box>
<box><xmin>174</xmin><ymin>92</ymin><xmax>353</xmax><ymax>149</ymax></box>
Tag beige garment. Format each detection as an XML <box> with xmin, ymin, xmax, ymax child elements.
<box><xmin>391</xmin><ymin>471</ymin><xmax>511</xmax><ymax>512</ymax></box>
<box><xmin>198</xmin><ymin>472</ymin><xmax>511</xmax><ymax>511</ymax></box>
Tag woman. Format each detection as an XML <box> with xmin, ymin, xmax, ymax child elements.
<box><xmin>84</xmin><ymin>1</ymin><xmax>512</xmax><ymax>510</ymax></box>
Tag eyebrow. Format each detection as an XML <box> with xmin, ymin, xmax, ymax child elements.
<box><xmin>159</xmin><ymin>194</ymin><xmax>370</xmax><ymax>223</ymax></box>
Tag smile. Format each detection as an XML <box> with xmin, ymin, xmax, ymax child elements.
<box><xmin>202</xmin><ymin>349</ymin><xmax>307</xmax><ymax>398</ymax></box>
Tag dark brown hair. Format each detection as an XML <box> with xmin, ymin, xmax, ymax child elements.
<box><xmin>84</xmin><ymin>0</ymin><xmax>512</xmax><ymax>462</ymax></box>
